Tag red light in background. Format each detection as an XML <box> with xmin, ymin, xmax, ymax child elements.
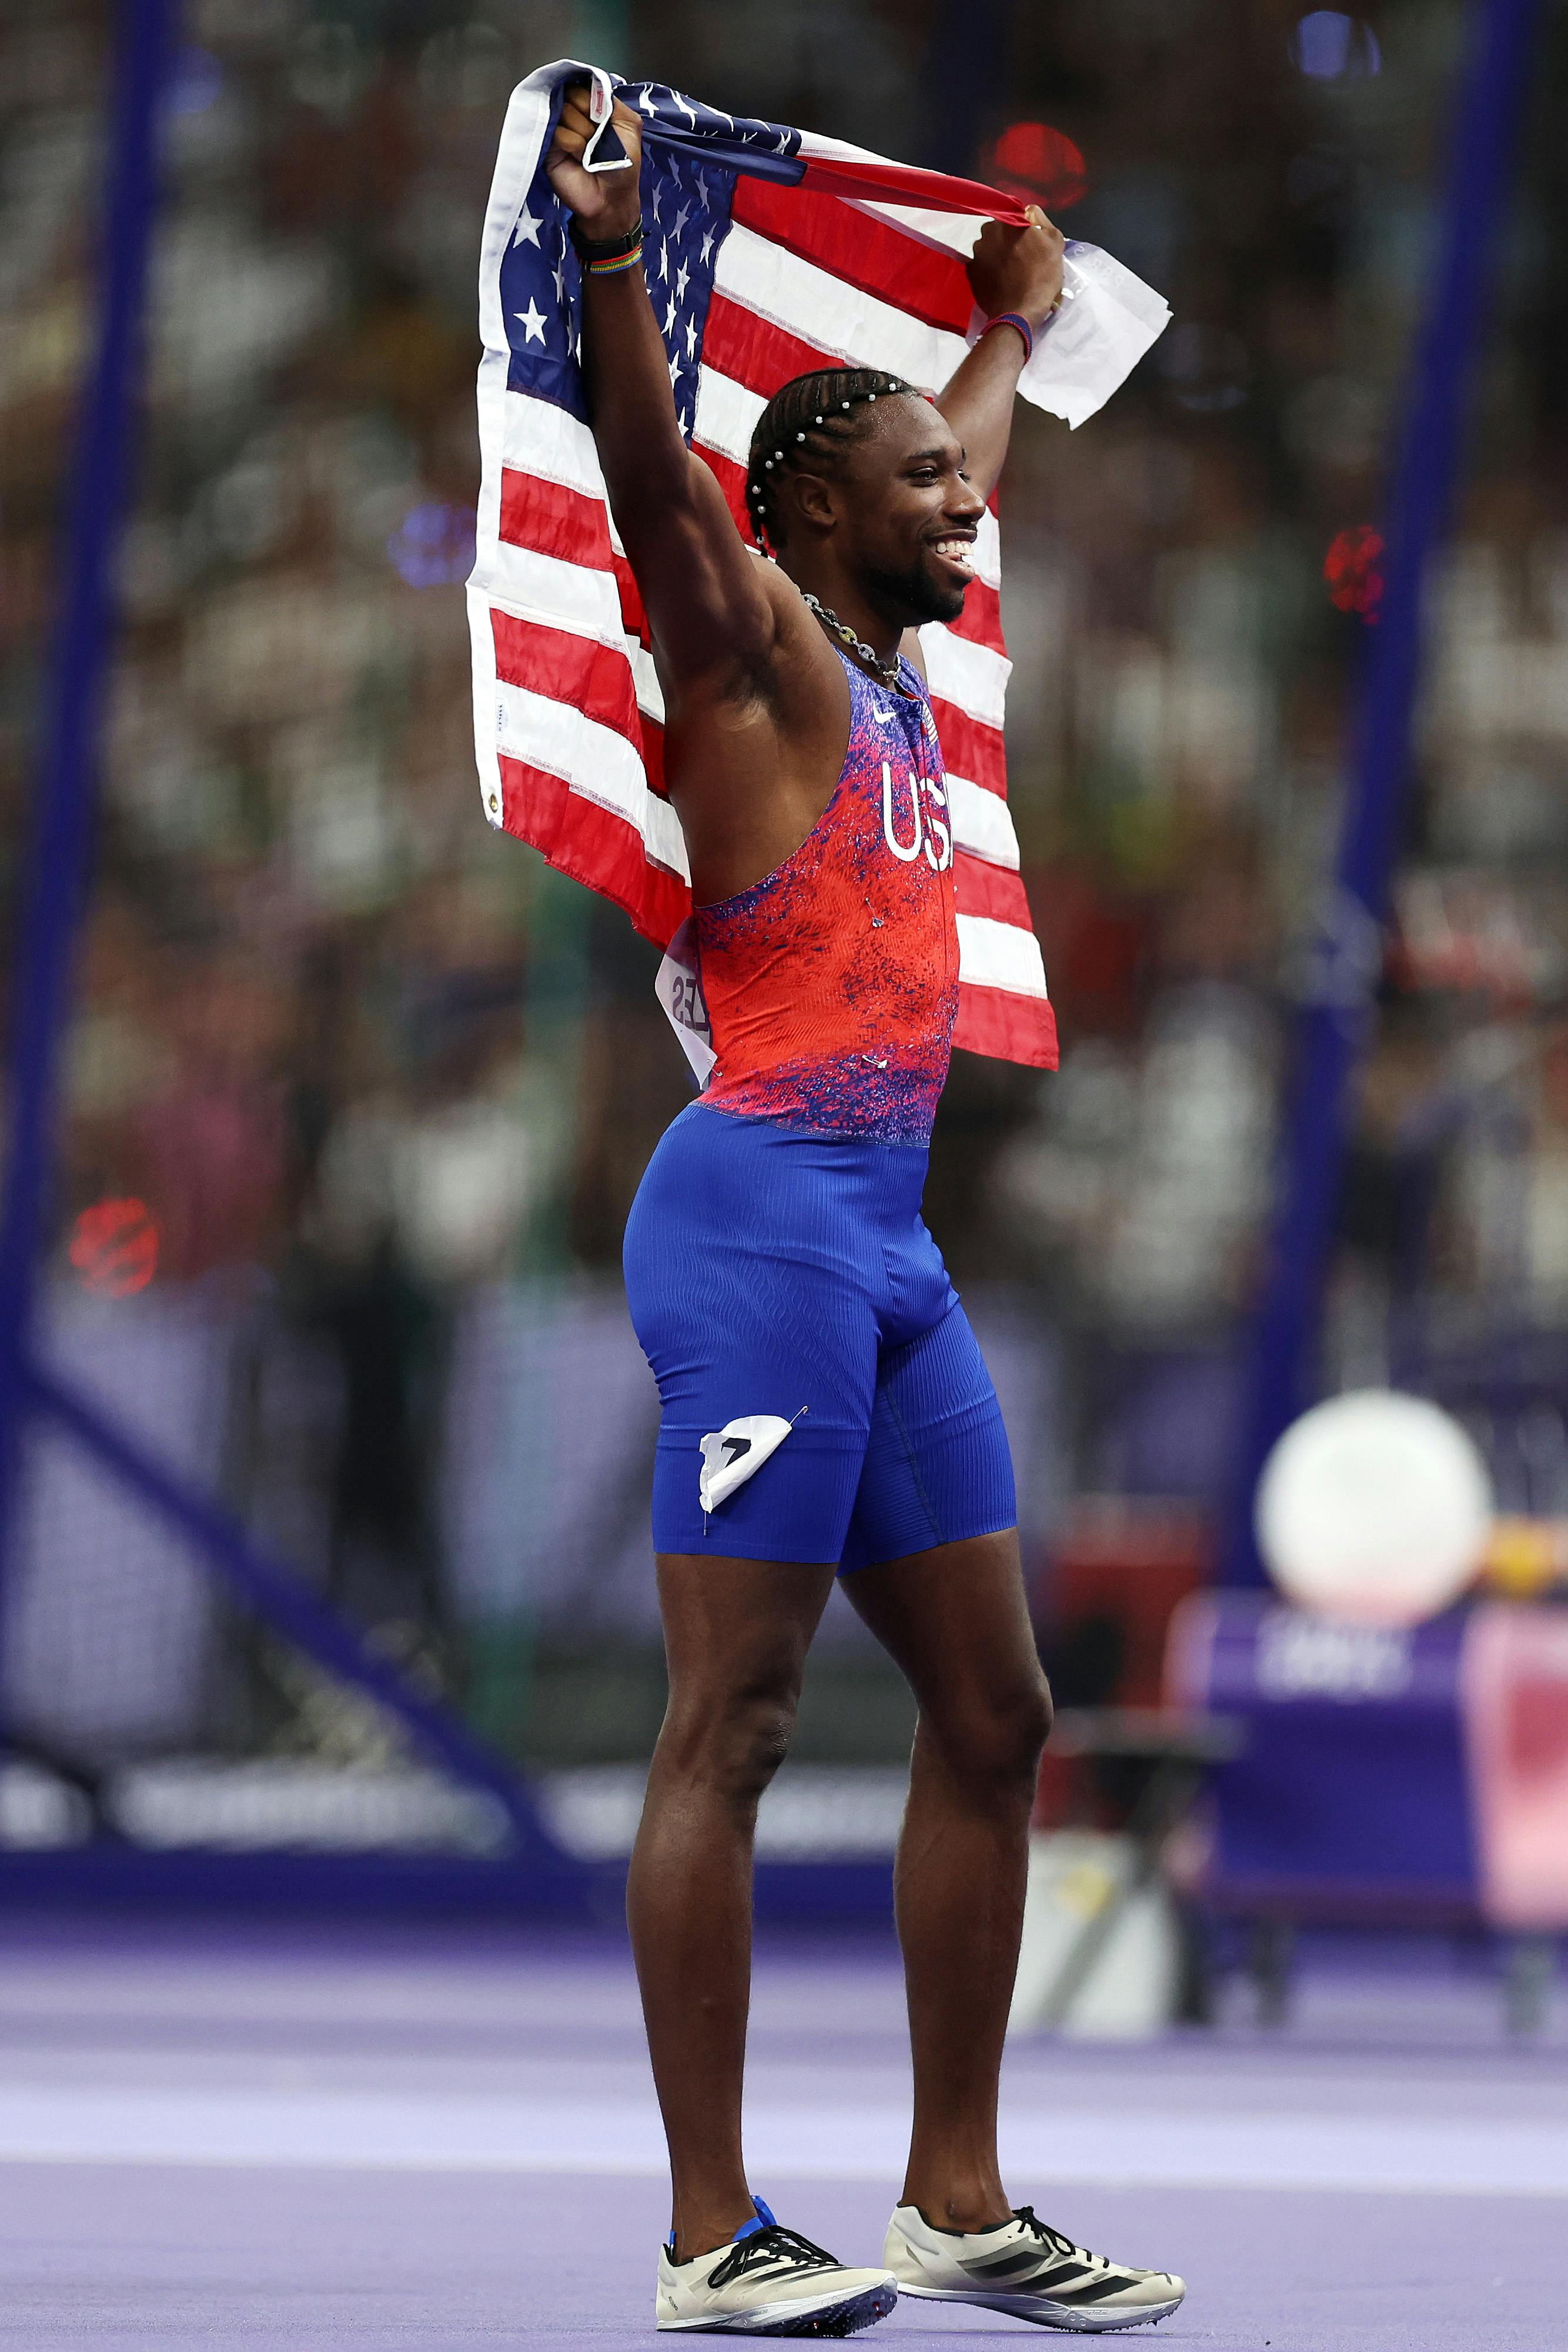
<box><xmin>990</xmin><ymin>122</ymin><xmax>1088</xmax><ymax>211</ymax></box>
<box><xmin>1323</xmin><ymin>524</ymin><xmax>1384</xmax><ymax>621</ymax></box>
<box><xmin>69</xmin><ymin>1198</ymin><xmax>159</xmax><ymax>1297</ymax></box>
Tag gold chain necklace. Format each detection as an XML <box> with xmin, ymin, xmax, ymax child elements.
<box><xmin>801</xmin><ymin>592</ymin><xmax>915</xmax><ymax>698</ymax></box>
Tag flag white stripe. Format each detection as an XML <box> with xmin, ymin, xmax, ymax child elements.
<box><xmin>499</xmin><ymin>390</ymin><xmax>607</xmax><ymax>503</ymax></box>
<box><xmin>717</xmin><ymin>224</ymin><xmax>969</xmax><ymax>393</ymax></box>
<box><xmin>851</xmin><ymin>201</ymin><xmax>985</xmax><ymax>263</ymax></box>
<box><xmin>480</xmin><ymin>542</ymin><xmax>627</xmax><ymax>646</ymax></box>
<box><xmin>691</xmin><ymin>367</ymin><xmax>765</xmax><ymax>470</ymax></box>
<box><xmin>495</xmin><ymin>681</ymin><xmax>690</xmax><ymax>881</ymax></box>
<box><xmin>629</xmin><ymin>645</ymin><xmax>664</xmax><ymax>726</ymax></box>
<box><xmin>956</xmin><ymin>913</ymin><xmax>1049</xmax><ymax>998</ymax></box>
<box><xmin>474</xmin><ymin>350</ymin><xmax>511</xmax><ymax>554</ymax></box>
<box><xmin>920</xmin><ymin>626</ymin><xmax>1011</xmax><ymax>729</ymax></box>
<box><xmin>467</xmin><ymin>583</ymin><xmax>503</xmax><ymax>823</ymax></box>
<box><xmin>968</xmin><ymin>508</ymin><xmax>1002</xmax><ymax>592</ymax></box>
<box><xmin>947</xmin><ymin>774</ymin><xmax>1019</xmax><ymax>868</ymax></box>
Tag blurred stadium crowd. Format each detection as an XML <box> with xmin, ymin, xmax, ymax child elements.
<box><xmin>4</xmin><ymin>0</ymin><xmax>1568</xmax><ymax>1777</ymax></box>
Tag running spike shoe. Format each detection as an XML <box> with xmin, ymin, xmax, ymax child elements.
<box><xmin>883</xmin><ymin>2203</ymin><xmax>1185</xmax><ymax>2333</ymax></box>
<box><xmin>658</xmin><ymin>2199</ymin><xmax>898</xmax><ymax>2336</ymax></box>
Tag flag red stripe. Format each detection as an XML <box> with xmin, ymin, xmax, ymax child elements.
<box><xmin>954</xmin><ymin>853</ymin><xmax>1034</xmax><ymax>927</ymax></box>
<box><xmin>693</xmin><ymin>442</ymin><xmax>752</xmax><ymax>535</ymax></box>
<box><xmin>731</xmin><ymin>179</ymin><xmax>977</xmax><ymax>338</ymax></box>
<box><xmin>497</xmin><ymin>756</ymin><xmax>687</xmax><ymax>945</ymax></box>
<box><xmin>944</xmin><ymin>578</ymin><xmax>1005</xmax><ymax>654</ymax></box>
<box><xmin>794</xmin><ymin>153</ymin><xmax>1031</xmax><ymax>228</ymax></box>
<box><xmin>928</xmin><ymin>697</ymin><xmax>1006</xmax><ymax>794</ymax></box>
<box><xmin>499</xmin><ymin>467</ymin><xmax>645</xmax><ymax>636</ymax></box>
<box><xmin>489</xmin><ymin>608</ymin><xmax>668</xmax><ymax>797</ymax></box>
<box><xmin>700</xmin><ymin>294</ymin><xmax>845</xmax><ymax>406</ymax></box>
<box><xmin>499</xmin><ymin>466</ymin><xmax>611</xmax><ymax>567</ymax></box>
<box><xmin>953</xmin><ymin>982</ymin><xmax>1059</xmax><ymax>1070</ymax></box>
<box><xmin>492</xmin><ymin>610</ymin><xmax>639</xmax><ymax>738</ymax></box>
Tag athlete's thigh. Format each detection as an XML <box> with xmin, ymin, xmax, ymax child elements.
<box><xmin>840</xmin><ymin>1529</ymin><xmax>1047</xmax><ymax>1736</ymax></box>
<box><xmin>656</xmin><ymin>1552</ymin><xmax>838</xmax><ymax>1717</ymax></box>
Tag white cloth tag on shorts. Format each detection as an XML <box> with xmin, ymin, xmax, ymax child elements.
<box><xmin>698</xmin><ymin>1415</ymin><xmax>796</xmax><ymax>1515</ymax></box>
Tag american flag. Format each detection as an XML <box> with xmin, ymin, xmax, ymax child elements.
<box><xmin>470</xmin><ymin>62</ymin><xmax>1062</xmax><ymax>1069</ymax></box>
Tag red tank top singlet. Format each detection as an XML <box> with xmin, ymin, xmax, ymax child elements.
<box><xmin>695</xmin><ymin>646</ymin><xmax>959</xmax><ymax>1145</ymax></box>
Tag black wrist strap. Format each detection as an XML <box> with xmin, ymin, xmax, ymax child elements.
<box><xmin>569</xmin><ymin>215</ymin><xmax>644</xmax><ymax>259</ymax></box>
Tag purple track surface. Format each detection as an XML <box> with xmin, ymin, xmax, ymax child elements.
<box><xmin>0</xmin><ymin>1917</ymin><xmax>1563</xmax><ymax>2348</ymax></box>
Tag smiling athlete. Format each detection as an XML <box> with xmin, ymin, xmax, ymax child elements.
<box><xmin>547</xmin><ymin>82</ymin><xmax>1186</xmax><ymax>2338</ymax></box>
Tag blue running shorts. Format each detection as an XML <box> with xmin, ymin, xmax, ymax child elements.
<box><xmin>623</xmin><ymin>1104</ymin><xmax>1016</xmax><ymax>1569</ymax></box>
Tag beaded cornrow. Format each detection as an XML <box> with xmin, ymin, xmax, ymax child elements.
<box><xmin>745</xmin><ymin>369</ymin><xmax>911</xmax><ymax>556</ymax></box>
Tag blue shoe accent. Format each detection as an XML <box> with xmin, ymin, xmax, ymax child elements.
<box><xmin>733</xmin><ymin>2196</ymin><xmax>776</xmax><ymax>2243</ymax></box>
<box><xmin>668</xmin><ymin>2196</ymin><xmax>781</xmax><ymax>2259</ymax></box>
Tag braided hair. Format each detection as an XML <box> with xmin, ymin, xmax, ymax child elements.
<box><xmin>745</xmin><ymin>367</ymin><xmax>914</xmax><ymax>556</ymax></box>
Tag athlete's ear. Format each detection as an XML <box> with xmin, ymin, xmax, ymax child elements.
<box><xmin>789</xmin><ymin>470</ymin><xmax>840</xmax><ymax>537</ymax></box>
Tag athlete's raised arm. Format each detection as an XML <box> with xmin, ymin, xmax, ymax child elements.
<box><xmin>545</xmin><ymin>83</ymin><xmax>777</xmax><ymax>696</ymax></box>
<box><xmin>933</xmin><ymin>207</ymin><xmax>1065</xmax><ymax>502</ymax></box>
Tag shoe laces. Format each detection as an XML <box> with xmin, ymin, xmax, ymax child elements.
<box><xmin>707</xmin><ymin>2223</ymin><xmax>841</xmax><ymax>2289</ymax></box>
<box><xmin>1012</xmin><ymin>2206</ymin><xmax>1108</xmax><ymax>2270</ymax></box>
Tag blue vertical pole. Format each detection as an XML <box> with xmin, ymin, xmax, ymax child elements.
<box><xmin>922</xmin><ymin>0</ymin><xmax>1011</xmax><ymax>175</ymax></box>
<box><xmin>0</xmin><ymin>2</ymin><xmax>178</xmax><ymax>1622</ymax></box>
<box><xmin>1223</xmin><ymin>0</ymin><xmax>1539</xmax><ymax>1583</ymax></box>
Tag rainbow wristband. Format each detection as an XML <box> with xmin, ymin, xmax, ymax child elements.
<box><xmin>985</xmin><ymin>310</ymin><xmax>1035</xmax><ymax>362</ymax></box>
<box><xmin>584</xmin><ymin>238</ymin><xmax>643</xmax><ymax>276</ymax></box>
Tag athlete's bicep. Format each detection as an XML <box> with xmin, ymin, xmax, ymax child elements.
<box><xmin>613</xmin><ymin>452</ymin><xmax>777</xmax><ymax>691</ymax></box>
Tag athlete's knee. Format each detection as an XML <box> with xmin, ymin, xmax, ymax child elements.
<box><xmin>656</xmin><ymin>1679</ymin><xmax>800</xmax><ymax>1811</ymax></box>
<box><xmin>922</xmin><ymin>1668</ymin><xmax>1052</xmax><ymax>1799</ymax></box>
<box><xmin>979</xmin><ymin>1672</ymin><xmax>1054</xmax><ymax>1789</ymax></box>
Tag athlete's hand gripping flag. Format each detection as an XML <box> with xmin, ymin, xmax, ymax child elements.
<box><xmin>468</xmin><ymin>61</ymin><xmax>1170</xmax><ymax>1071</ymax></box>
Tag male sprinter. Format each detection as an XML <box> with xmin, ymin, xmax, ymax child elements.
<box><xmin>547</xmin><ymin>85</ymin><xmax>1185</xmax><ymax>2337</ymax></box>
